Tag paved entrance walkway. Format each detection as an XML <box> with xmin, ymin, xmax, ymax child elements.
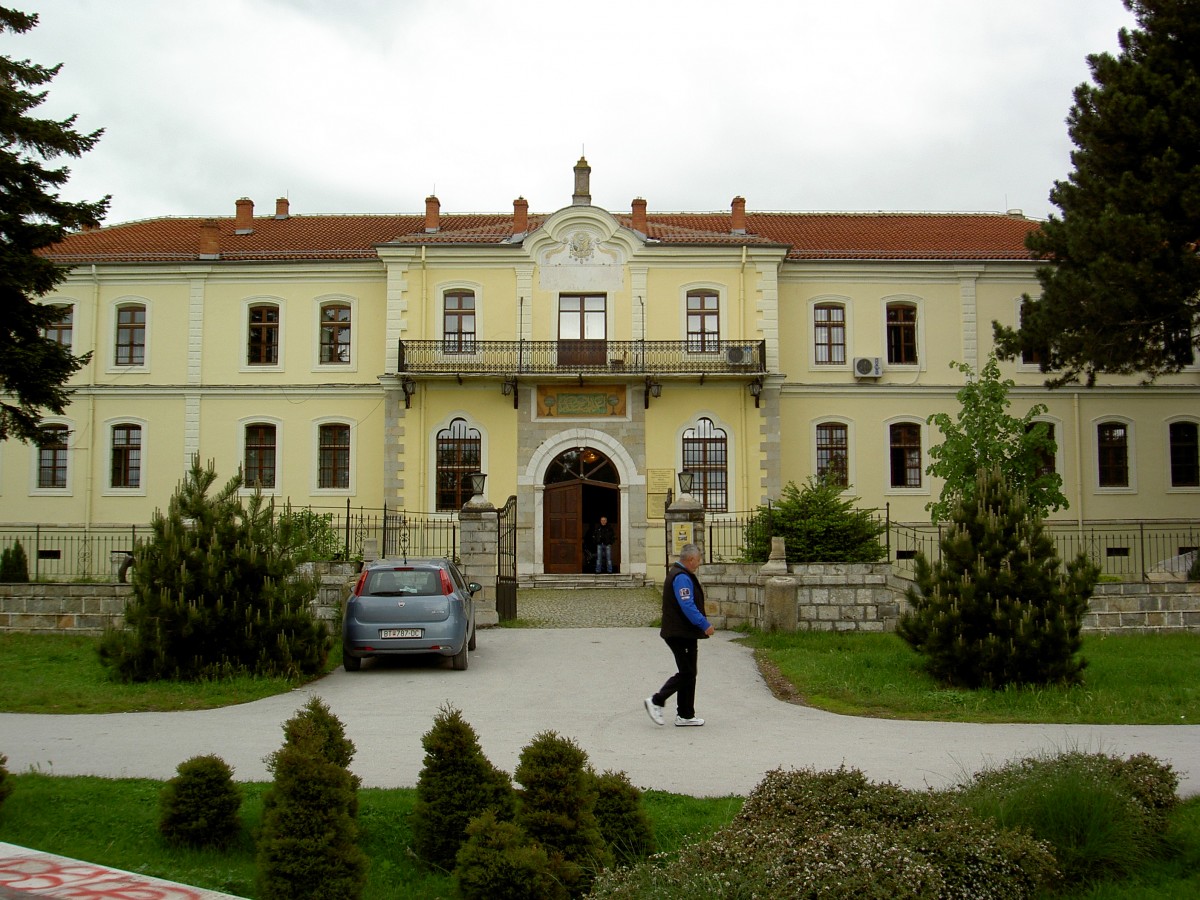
<box><xmin>515</xmin><ymin>586</ymin><xmax>659</xmax><ymax>627</ymax></box>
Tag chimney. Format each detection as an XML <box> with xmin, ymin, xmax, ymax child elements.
<box><xmin>731</xmin><ymin>196</ymin><xmax>746</xmax><ymax>234</ymax></box>
<box><xmin>572</xmin><ymin>156</ymin><xmax>591</xmax><ymax>206</ymax></box>
<box><xmin>513</xmin><ymin>196</ymin><xmax>528</xmax><ymax>234</ymax></box>
<box><xmin>631</xmin><ymin>197</ymin><xmax>647</xmax><ymax>234</ymax></box>
<box><xmin>275</xmin><ymin>197</ymin><xmax>290</xmax><ymax>219</ymax></box>
<box><xmin>234</xmin><ymin>197</ymin><xmax>254</xmax><ymax>234</ymax></box>
<box><xmin>424</xmin><ymin>195</ymin><xmax>440</xmax><ymax>233</ymax></box>
<box><xmin>199</xmin><ymin>219</ymin><xmax>220</xmax><ymax>258</ymax></box>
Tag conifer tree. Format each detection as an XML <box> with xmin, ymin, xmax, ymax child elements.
<box><xmin>897</xmin><ymin>466</ymin><xmax>1099</xmax><ymax>689</ymax></box>
<box><xmin>0</xmin><ymin>7</ymin><xmax>109</xmax><ymax>442</ymax></box>
<box><xmin>412</xmin><ymin>703</ymin><xmax>516</xmax><ymax>870</ymax></box>
<box><xmin>99</xmin><ymin>457</ymin><xmax>330</xmax><ymax>681</ymax></box>
<box><xmin>993</xmin><ymin>0</ymin><xmax>1200</xmax><ymax>385</ymax></box>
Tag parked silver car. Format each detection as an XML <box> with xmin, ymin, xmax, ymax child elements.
<box><xmin>342</xmin><ymin>558</ymin><xmax>479</xmax><ymax>671</ymax></box>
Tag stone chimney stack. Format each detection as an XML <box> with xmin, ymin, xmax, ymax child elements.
<box><xmin>631</xmin><ymin>197</ymin><xmax>647</xmax><ymax>234</ymax></box>
<box><xmin>274</xmin><ymin>197</ymin><xmax>290</xmax><ymax>219</ymax></box>
<box><xmin>513</xmin><ymin>197</ymin><xmax>528</xmax><ymax>234</ymax></box>
<box><xmin>572</xmin><ymin>156</ymin><xmax>591</xmax><ymax>206</ymax></box>
<box><xmin>424</xmin><ymin>195</ymin><xmax>441</xmax><ymax>233</ymax></box>
<box><xmin>234</xmin><ymin>197</ymin><xmax>254</xmax><ymax>234</ymax></box>
<box><xmin>199</xmin><ymin>219</ymin><xmax>220</xmax><ymax>258</ymax></box>
<box><xmin>731</xmin><ymin>196</ymin><xmax>747</xmax><ymax>234</ymax></box>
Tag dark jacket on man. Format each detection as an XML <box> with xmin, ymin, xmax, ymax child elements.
<box><xmin>660</xmin><ymin>561</ymin><xmax>708</xmax><ymax>640</ymax></box>
<box><xmin>592</xmin><ymin>522</ymin><xmax>615</xmax><ymax>547</ymax></box>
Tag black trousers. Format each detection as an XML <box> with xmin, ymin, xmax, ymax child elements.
<box><xmin>652</xmin><ymin>636</ymin><xmax>699</xmax><ymax>719</ymax></box>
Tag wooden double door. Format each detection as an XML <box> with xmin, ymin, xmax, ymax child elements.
<box><xmin>543</xmin><ymin>448</ymin><xmax>620</xmax><ymax>574</ymax></box>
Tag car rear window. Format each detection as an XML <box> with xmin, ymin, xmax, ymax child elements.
<box><xmin>365</xmin><ymin>568</ymin><xmax>442</xmax><ymax>596</ymax></box>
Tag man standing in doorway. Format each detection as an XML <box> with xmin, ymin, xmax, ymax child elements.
<box><xmin>592</xmin><ymin>516</ymin><xmax>615</xmax><ymax>574</ymax></box>
<box><xmin>645</xmin><ymin>543</ymin><xmax>714</xmax><ymax>727</ymax></box>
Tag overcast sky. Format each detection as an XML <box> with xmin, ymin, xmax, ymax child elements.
<box><xmin>17</xmin><ymin>0</ymin><xmax>1135</xmax><ymax>225</ymax></box>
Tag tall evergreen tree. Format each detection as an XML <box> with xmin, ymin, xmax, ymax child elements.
<box><xmin>0</xmin><ymin>7</ymin><xmax>108</xmax><ymax>441</ymax></box>
<box><xmin>99</xmin><ymin>457</ymin><xmax>331</xmax><ymax>681</ymax></box>
<box><xmin>993</xmin><ymin>0</ymin><xmax>1200</xmax><ymax>386</ymax></box>
<box><xmin>925</xmin><ymin>354</ymin><xmax>1067</xmax><ymax>523</ymax></box>
<box><xmin>897</xmin><ymin>466</ymin><xmax>1099</xmax><ymax>689</ymax></box>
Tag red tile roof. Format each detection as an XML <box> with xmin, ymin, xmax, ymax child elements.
<box><xmin>44</xmin><ymin>208</ymin><xmax>1039</xmax><ymax>264</ymax></box>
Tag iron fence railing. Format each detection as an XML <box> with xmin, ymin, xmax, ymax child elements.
<box><xmin>0</xmin><ymin>524</ymin><xmax>143</xmax><ymax>582</ymax></box>
<box><xmin>398</xmin><ymin>339</ymin><xmax>767</xmax><ymax>375</ymax></box>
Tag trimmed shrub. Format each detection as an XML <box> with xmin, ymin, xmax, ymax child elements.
<box><xmin>0</xmin><ymin>754</ymin><xmax>13</xmax><ymax>810</ymax></box>
<box><xmin>0</xmin><ymin>540</ymin><xmax>29</xmax><ymax>582</ymax></box>
<box><xmin>158</xmin><ymin>754</ymin><xmax>241</xmax><ymax>848</ymax></box>
<box><xmin>453</xmin><ymin>810</ymin><xmax>566</xmax><ymax>900</ymax></box>
<box><xmin>256</xmin><ymin>699</ymin><xmax>367</xmax><ymax>900</ymax></box>
<box><xmin>592</xmin><ymin>769</ymin><xmax>655</xmax><ymax>866</ymax></box>
<box><xmin>897</xmin><ymin>466</ymin><xmax>1099</xmax><ymax>688</ymax></box>
<box><xmin>514</xmin><ymin>731</ymin><xmax>611</xmax><ymax>898</ymax></box>
<box><xmin>590</xmin><ymin>766</ymin><xmax>1057</xmax><ymax>900</ymax></box>
<box><xmin>955</xmin><ymin>751</ymin><xmax>1180</xmax><ymax>887</ymax></box>
<box><xmin>99</xmin><ymin>457</ymin><xmax>330</xmax><ymax>682</ymax></box>
<box><xmin>411</xmin><ymin>703</ymin><xmax>516</xmax><ymax>870</ymax></box>
<box><xmin>742</xmin><ymin>477</ymin><xmax>886</xmax><ymax>564</ymax></box>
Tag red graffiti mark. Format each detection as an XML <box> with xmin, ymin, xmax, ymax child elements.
<box><xmin>0</xmin><ymin>855</ymin><xmax>205</xmax><ymax>899</ymax></box>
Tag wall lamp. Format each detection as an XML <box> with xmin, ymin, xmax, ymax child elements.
<box><xmin>468</xmin><ymin>471</ymin><xmax>487</xmax><ymax>498</ymax></box>
<box><xmin>401</xmin><ymin>376</ymin><xmax>416</xmax><ymax>409</ymax></box>
<box><xmin>748</xmin><ymin>377</ymin><xmax>764</xmax><ymax>408</ymax></box>
<box><xmin>501</xmin><ymin>376</ymin><xmax>519</xmax><ymax>409</ymax></box>
<box><xmin>645</xmin><ymin>376</ymin><xmax>662</xmax><ymax>409</ymax></box>
<box><xmin>677</xmin><ymin>470</ymin><xmax>695</xmax><ymax>496</ymax></box>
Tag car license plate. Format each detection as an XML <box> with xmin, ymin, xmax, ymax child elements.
<box><xmin>380</xmin><ymin>628</ymin><xmax>422</xmax><ymax>639</ymax></box>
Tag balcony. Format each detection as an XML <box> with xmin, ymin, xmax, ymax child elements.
<box><xmin>398</xmin><ymin>339</ymin><xmax>766</xmax><ymax>376</ymax></box>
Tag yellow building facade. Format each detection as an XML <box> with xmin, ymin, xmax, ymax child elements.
<box><xmin>5</xmin><ymin>160</ymin><xmax>1198</xmax><ymax>577</ymax></box>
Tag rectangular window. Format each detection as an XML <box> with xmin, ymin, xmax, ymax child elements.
<box><xmin>1169</xmin><ymin>421</ymin><xmax>1199</xmax><ymax>487</ymax></box>
<box><xmin>248</xmin><ymin>305</ymin><xmax>279</xmax><ymax>365</ymax></box>
<box><xmin>443</xmin><ymin>291</ymin><xmax>476</xmax><ymax>354</ymax></box>
<box><xmin>1097</xmin><ymin>422</ymin><xmax>1129</xmax><ymax>487</ymax></box>
<box><xmin>320</xmin><ymin>304</ymin><xmax>351</xmax><ymax>364</ymax></box>
<box><xmin>319</xmin><ymin>424</ymin><xmax>350</xmax><ymax>489</ymax></box>
<box><xmin>42</xmin><ymin>305</ymin><xmax>74</xmax><ymax>350</ymax></box>
<box><xmin>889</xmin><ymin>423</ymin><xmax>922</xmax><ymax>488</ymax></box>
<box><xmin>436</xmin><ymin>419</ymin><xmax>482</xmax><ymax>511</ymax></box>
<box><xmin>686</xmin><ymin>290</ymin><xmax>720</xmax><ymax>353</ymax></box>
<box><xmin>1026</xmin><ymin>422</ymin><xmax>1057</xmax><ymax>476</ymax></box>
<box><xmin>816</xmin><ymin>423</ymin><xmax>849</xmax><ymax>486</ymax></box>
<box><xmin>111</xmin><ymin>424</ymin><xmax>142</xmax><ymax>489</ymax></box>
<box><xmin>557</xmin><ymin>295</ymin><xmax>606</xmax><ymax>366</ymax></box>
<box><xmin>38</xmin><ymin>425</ymin><xmax>69</xmax><ymax>489</ymax></box>
<box><xmin>115</xmin><ymin>305</ymin><xmax>145</xmax><ymax>366</ymax></box>
<box><xmin>245</xmin><ymin>424</ymin><xmax>277</xmax><ymax>489</ymax></box>
<box><xmin>813</xmin><ymin>305</ymin><xmax>845</xmax><ymax>365</ymax></box>
<box><xmin>886</xmin><ymin>304</ymin><xmax>917</xmax><ymax>365</ymax></box>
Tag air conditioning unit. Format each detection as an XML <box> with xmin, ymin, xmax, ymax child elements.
<box><xmin>725</xmin><ymin>345</ymin><xmax>754</xmax><ymax>366</ymax></box>
<box><xmin>853</xmin><ymin>356</ymin><xmax>884</xmax><ymax>378</ymax></box>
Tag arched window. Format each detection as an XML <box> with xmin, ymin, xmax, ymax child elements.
<box><xmin>248</xmin><ymin>304</ymin><xmax>280</xmax><ymax>364</ymax></box>
<box><xmin>813</xmin><ymin>304</ymin><xmax>846</xmax><ymax>365</ymax></box>
<box><xmin>886</xmin><ymin>302</ymin><xmax>917</xmax><ymax>365</ymax></box>
<box><xmin>115</xmin><ymin>303</ymin><xmax>146</xmax><ymax>366</ymax></box>
<box><xmin>318</xmin><ymin>423</ymin><xmax>351</xmax><ymax>489</ymax></box>
<box><xmin>41</xmin><ymin>304</ymin><xmax>74</xmax><ymax>349</ymax></box>
<box><xmin>436</xmin><ymin>418</ymin><xmax>482</xmax><ymax>511</ymax></box>
<box><xmin>682</xmin><ymin>418</ymin><xmax>728</xmax><ymax>512</ymax></box>
<box><xmin>1169</xmin><ymin>421</ymin><xmax>1199</xmax><ymax>487</ymax></box>
<box><xmin>1097</xmin><ymin>421</ymin><xmax>1129</xmax><ymax>488</ymax></box>
<box><xmin>319</xmin><ymin>303</ymin><xmax>351</xmax><ymax>364</ymax></box>
<box><xmin>816</xmin><ymin>422</ymin><xmax>849</xmax><ymax>486</ymax></box>
<box><xmin>38</xmin><ymin>424</ymin><xmax>70</xmax><ymax>489</ymax></box>
<box><xmin>244</xmin><ymin>423</ymin><xmax>278</xmax><ymax>489</ymax></box>
<box><xmin>686</xmin><ymin>289</ymin><xmax>720</xmax><ymax>353</ymax></box>
<box><xmin>111</xmin><ymin>423</ymin><xmax>142</xmax><ymax>488</ymax></box>
<box><xmin>889</xmin><ymin>422</ymin><xmax>922</xmax><ymax>488</ymax></box>
<box><xmin>443</xmin><ymin>290</ymin><xmax>476</xmax><ymax>353</ymax></box>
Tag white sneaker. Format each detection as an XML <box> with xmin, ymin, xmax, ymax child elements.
<box><xmin>674</xmin><ymin>716</ymin><xmax>705</xmax><ymax>727</ymax></box>
<box><xmin>643</xmin><ymin>697</ymin><xmax>664</xmax><ymax>726</ymax></box>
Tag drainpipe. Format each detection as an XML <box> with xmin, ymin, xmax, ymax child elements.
<box><xmin>1073</xmin><ymin>391</ymin><xmax>1083</xmax><ymax>532</ymax></box>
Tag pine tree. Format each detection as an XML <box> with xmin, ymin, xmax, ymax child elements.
<box><xmin>99</xmin><ymin>457</ymin><xmax>331</xmax><ymax>681</ymax></box>
<box><xmin>993</xmin><ymin>0</ymin><xmax>1200</xmax><ymax>386</ymax></box>
<box><xmin>743</xmin><ymin>476</ymin><xmax>886</xmax><ymax>564</ymax></box>
<box><xmin>897</xmin><ymin>466</ymin><xmax>1099</xmax><ymax>689</ymax></box>
<box><xmin>0</xmin><ymin>7</ymin><xmax>109</xmax><ymax>442</ymax></box>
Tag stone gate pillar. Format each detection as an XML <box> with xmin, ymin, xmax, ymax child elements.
<box><xmin>664</xmin><ymin>493</ymin><xmax>705</xmax><ymax>565</ymax></box>
<box><xmin>459</xmin><ymin>494</ymin><xmax>500</xmax><ymax>627</ymax></box>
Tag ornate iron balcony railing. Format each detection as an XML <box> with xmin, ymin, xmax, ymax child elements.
<box><xmin>398</xmin><ymin>339</ymin><xmax>766</xmax><ymax>375</ymax></box>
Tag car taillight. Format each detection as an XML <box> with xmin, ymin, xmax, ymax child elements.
<box><xmin>353</xmin><ymin>571</ymin><xmax>369</xmax><ymax>595</ymax></box>
<box><xmin>440</xmin><ymin>569</ymin><xmax>454</xmax><ymax>595</ymax></box>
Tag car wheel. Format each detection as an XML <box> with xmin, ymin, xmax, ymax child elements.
<box><xmin>342</xmin><ymin>649</ymin><xmax>362</xmax><ymax>672</ymax></box>
<box><xmin>452</xmin><ymin>641</ymin><xmax>469</xmax><ymax>671</ymax></box>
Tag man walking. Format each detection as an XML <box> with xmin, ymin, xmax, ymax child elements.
<box><xmin>645</xmin><ymin>543</ymin><xmax>714</xmax><ymax>727</ymax></box>
<box><xmin>591</xmin><ymin>516</ymin><xmax>615</xmax><ymax>574</ymax></box>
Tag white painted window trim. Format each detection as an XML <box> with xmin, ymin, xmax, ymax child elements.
<box><xmin>678</xmin><ymin>282</ymin><xmax>728</xmax><ymax>356</ymax></box>
<box><xmin>881</xmin><ymin>294</ymin><xmax>925</xmax><ymax>371</ymax></box>
<box><xmin>436</xmin><ymin>281</ymin><xmax>484</xmax><ymax>359</ymax></box>
<box><xmin>102</xmin><ymin>416</ymin><xmax>148</xmax><ymax>497</ymax></box>
<box><xmin>1164</xmin><ymin>415</ymin><xmax>1200</xmax><ymax>493</ymax></box>
<box><xmin>106</xmin><ymin>296</ymin><xmax>151</xmax><ymax>373</ymax></box>
<box><xmin>882</xmin><ymin>416</ymin><xmax>930</xmax><ymax>495</ymax></box>
<box><xmin>312</xmin><ymin>417</ymin><xmax>356</xmax><ymax>496</ymax></box>
<box><xmin>812</xmin><ymin>416</ymin><xmax>857</xmax><ymax>496</ymax></box>
<box><xmin>1092</xmin><ymin>415</ymin><xmax>1137</xmax><ymax>495</ymax></box>
<box><xmin>28</xmin><ymin>416</ymin><xmax>74</xmax><ymax>497</ymax></box>
<box><xmin>238</xmin><ymin>416</ymin><xmax>284</xmax><ymax>496</ymax></box>
<box><xmin>240</xmin><ymin>297</ymin><xmax>286</xmax><ymax>373</ymax></box>
<box><xmin>807</xmin><ymin>295</ymin><xmax>852</xmax><ymax>370</ymax></box>
<box><xmin>312</xmin><ymin>294</ymin><xmax>358</xmax><ymax>372</ymax></box>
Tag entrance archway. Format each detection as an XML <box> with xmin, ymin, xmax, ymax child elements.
<box><xmin>542</xmin><ymin>446</ymin><xmax>620</xmax><ymax>573</ymax></box>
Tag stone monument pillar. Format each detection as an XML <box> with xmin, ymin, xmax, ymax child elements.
<box><xmin>458</xmin><ymin>494</ymin><xmax>500</xmax><ymax>628</ymax></box>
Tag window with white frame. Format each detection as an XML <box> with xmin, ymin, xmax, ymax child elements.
<box><xmin>318</xmin><ymin>423</ymin><xmax>351</xmax><ymax>489</ymax></box>
<box><xmin>110</xmin><ymin>423</ymin><xmax>142</xmax><ymax>489</ymax></box>
<box><xmin>41</xmin><ymin>304</ymin><xmax>74</xmax><ymax>350</ymax></box>
<box><xmin>1169</xmin><ymin>420</ymin><xmax>1199</xmax><ymax>488</ymax></box>
<box><xmin>686</xmin><ymin>290</ymin><xmax>720</xmax><ymax>353</ymax></box>
<box><xmin>886</xmin><ymin>302</ymin><xmax>917</xmax><ymax>365</ymax></box>
<box><xmin>115</xmin><ymin>303</ymin><xmax>146</xmax><ymax>366</ymax></box>
<box><xmin>1097</xmin><ymin>421</ymin><xmax>1129</xmax><ymax>488</ymax></box>
<box><xmin>682</xmin><ymin>418</ymin><xmax>728</xmax><ymax>512</ymax></box>
<box><xmin>889</xmin><ymin>422</ymin><xmax>922</xmax><ymax>488</ymax></box>
<box><xmin>816</xmin><ymin>422</ymin><xmax>849</xmax><ymax>486</ymax></box>
<box><xmin>37</xmin><ymin>424</ymin><xmax>70</xmax><ymax>489</ymax></box>
<box><xmin>248</xmin><ymin>303</ymin><xmax>280</xmax><ymax>365</ymax></box>
<box><xmin>319</xmin><ymin>303</ymin><xmax>351</xmax><ymax>364</ymax></box>
<box><xmin>244</xmin><ymin>423</ymin><xmax>278</xmax><ymax>489</ymax></box>
<box><xmin>443</xmin><ymin>290</ymin><xmax>476</xmax><ymax>354</ymax></box>
<box><xmin>813</xmin><ymin>304</ymin><xmax>846</xmax><ymax>365</ymax></box>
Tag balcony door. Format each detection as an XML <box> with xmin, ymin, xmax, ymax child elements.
<box><xmin>558</xmin><ymin>294</ymin><xmax>606</xmax><ymax>367</ymax></box>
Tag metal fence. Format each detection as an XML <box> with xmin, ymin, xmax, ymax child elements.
<box><xmin>705</xmin><ymin>505</ymin><xmax>1198</xmax><ymax>581</ymax></box>
<box><xmin>0</xmin><ymin>503</ymin><xmax>460</xmax><ymax>582</ymax></box>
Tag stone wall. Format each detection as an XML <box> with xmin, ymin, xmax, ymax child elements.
<box><xmin>1084</xmin><ymin>580</ymin><xmax>1200</xmax><ymax>634</ymax></box>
